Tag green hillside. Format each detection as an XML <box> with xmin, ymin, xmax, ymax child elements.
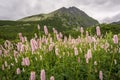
<box><xmin>19</xmin><ymin>7</ymin><xmax>99</xmax><ymax>27</ymax></box>
<box><xmin>0</xmin><ymin>20</ymin><xmax>120</xmax><ymax>42</ymax></box>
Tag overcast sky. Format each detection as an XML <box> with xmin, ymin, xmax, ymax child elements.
<box><xmin>0</xmin><ymin>0</ymin><xmax>120</xmax><ymax>23</ymax></box>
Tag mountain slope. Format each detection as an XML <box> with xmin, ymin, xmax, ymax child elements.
<box><xmin>19</xmin><ymin>6</ymin><xmax>99</xmax><ymax>27</ymax></box>
<box><xmin>112</xmin><ymin>20</ymin><xmax>120</xmax><ymax>24</ymax></box>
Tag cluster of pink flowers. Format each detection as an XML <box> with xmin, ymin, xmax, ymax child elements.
<box><xmin>19</xmin><ymin>33</ymin><xmax>23</xmax><ymax>41</ymax></box>
<box><xmin>30</xmin><ymin>39</ymin><xmax>38</xmax><ymax>52</ymax></box>
<box><xmin>21</xmin><ymin>57</ymin><xmax>30</xmax><ymax>66</ymax></box>
<box><xmin>113</xmin><ymin>35</ymin><xmax>118</xmax><ymax>44</ymax></box>
<box><xmin>85</xmin><ymin>49</ymin><xmax>92</xmax><ymax>63</ymax></box>
<box><xmin>44</xmin><ymin>25</ymin><xmax>48</xmax><ymax>35</ymax></box>
<box><xmin>56</xmin><ymin>34</ymin><xmax>62</xmax><ymax>41</ymax></box>
<box><xmin>16</xmin><ymin>42</ymin><xmax>24</xmax><ymax>52</ymax></box>
<box><xmin>53</xmin><ymin>28</ymin><xmax>58</xmax><ymax>34</ymax></box>
<box><xmin>86</xmin><ymin>36</ymin><xmax>92</xmax><ymax>43</ymax></box>
<box><xmin>4</xmin><ymin>40</ymin><xmax>12</xmax><ymax>50</ymax></box>
<box><xmin>16</xmin><ymin>68</ymin><xmax>21</xmax><ymax>75</ymax></box>
<box><xmin>18</xmin><ymin>33</ymin><xmax>25</xmax><ymax>42</ymax></box>
<box><xmin>74</xmin><ymin>47</ymin><xmax>78</xmax><ymax>56</ymax></box>
<box><xmin>59</xmin><ymin>32</ymin><xmax>63</xmax><ymax>39</ymax></box>
<box><xmin>1</xmin><ymin>25</ymin><xmax>119</xmax><ymax>80</ymax></box>
<box><xmin>40</xmin><ymin>69</ymin><xmax>46</xmax><ymax>80</ymax></box>
<box><xmin>14</xmin><ymin>50</ymin><xmax>18</xmax><ymax>58</ymax></box>
<box><xmin>49</xmin><ymin>43</ymin><xmax>54</xmax><ymax>51</ymax></box>
<box><xmin>50</xmin><ymin>76</ymin><xmax>55</xmax><ymax>80</ymax></box>
<box><xmin>29</xmin><ymin>69</ymin><xmax>55</xmax><ymax>80</ymax></box>
<box><xmin>64</xmin><ymin>36</ymin><xmax>67</xmax><ymax>43</ymax></box>
<box><xmin>96</xmin><ymin>26</ymin><xmax>101</xmax><ymax>36</ymax></box>
<box><xmin>52</xmin><ymin>28</ymin><xmax>63</xmax><ymax>41</ymax></box>
<box><xmin>99</xmin><ymin>71</ymin><xmax>103</xmax><ymax>80</ymax></box>
<box><xmin>30</xmin><ymin>71</ymin><xmax>36</xmax><ymax>80</ymax></box>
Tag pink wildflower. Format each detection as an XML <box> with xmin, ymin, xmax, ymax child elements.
<box><xmin>49</xmin><ymin>43</ymin><xmax>54</xmax><ymax>51</ymax></box>
<box><xmin>80</xmin><ymin>27</ymin><xmax>84</xmax><ymax>34</ymax></box>
<box><xmin>20</xmin><ymin>44</ymin><xmax>24</xmax><ymax>52</ymax></box>
<box><xmin>96</xmin><ymin>26</ymin><xmax>101</xmax><ymax>36</ymax></box>
<box><xmin>17</xmin><ymin>42</ymin><xmax>22</xmax><ymax>51</ymax></box>
<box><xmin>44</xmin><ymin>25</ymin><xmax>48</xmax><ymax>35</ymax></box>
<box><xmin>56</xmin><ymin>34</ymin><xmax>61</xmax><ymax>41</ymax></box>
<box><xmin>21</xmin><ymin>37</ymin><xmax>25</xmax><ymax>43</ymax></box>
<box><xmin>19</xmin><ymin>33</ymin><xmax>23</xmax><ymax>41</ymax></box>
<box><xmin>85</xmin><ymin>49</ymin><xmax>92</xmax><ymax>63</ymax></box>
<box><xmin>16</xmin><ymin>68</ymin><xmax>21</xmax><ymax>74</ymax></box>
<box><xmin>21</xmin><ymin>58</ymin><xmax>25</xmax><ymax>66</ymax></box>
<box><xmin>74</xmin><ymin>47</ymin><xmax>78</xmax><ymax>56</ymax></box>
<box><xmin>99</xmin><ymin>71</ymin><xmax>103</xmax><ymax>80</ymax></box>
<box><xmin>53</xmin><ymin>28</ymin><xmax>58</xmax><ymax>34</ymax></box>
<box><xmin>50</xmin><ymin>76</ymin><xmax>55</xmax><ymax>80</ymax></box>
<box><xmin>40</xmin><ymin>69</ymin><xmax>45</xmax><ymax>80</ymax></box>
<box><xmin>92</xmin><ymin>37</ymin><xmax>96</xmax><ymax>43</ymax></box>
<box><xmin>25</xmin><ymin>57</ymin><xmax>30</xmax><ymax>66</ymax></box>
<box><xmin>4</xmin><ymin>50</ymin><xmax>8</xmax><ymax>55</ymax></box>
<box><xmin>59</xmin><ymin>32</ymin><xmax>63</xmax><ymax>38</ymax></box>
<box><xmin>113</xmin><ymin>35</ymin><xmax>118</xmax><ymax>44</ymax></box>
<box><xmin>85</xmin><ymin>49</ymin><xmax>92</xmax><ymax>59</ymax></box>
<box><xmin>87</xmin><ymin>36</ymin><xmax>92</xmax><ymax>43</ymax></box>
<box><xmin>14</xmin><ymin>50</ymin><xmax>18</xmax><ymax>58</ymax></box>
<box><xmin>30</xmin><ymin>71</ymin><xmax>36</xmax><ymax>80</ymax></box>
<box><xmin>64</xmin><ymin>36</ymin><xmax>67</xmax><ymax>43</ymax></box>
<box><xmin>30</xmin><ymin>39</ymin><xmax>38</xmax><ymax>52</ymax></box>
<box><xmin>21</xmin><ymin>57</ymin><xmax>30</xmax><ymax>66</ymax></box>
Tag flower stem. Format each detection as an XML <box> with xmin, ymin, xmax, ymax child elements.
<box><xmin>108</xmin><ymin>52</ymin><xmax>115</xmax><ymax>79</ymax></box>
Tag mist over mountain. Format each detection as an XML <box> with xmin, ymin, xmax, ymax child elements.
<box><xmin>101</xmin><ymin>13</ymin><xmax>120</xmax><ymax>23</ymax></box>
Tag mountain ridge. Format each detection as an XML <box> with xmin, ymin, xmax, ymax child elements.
<box><xmin>18</xmin><ymin>6</ymin><xmax>99</xmax><ymax>27</ymax></box>
<box><xmin>111</xmin><ymin>20</ymin><xmax>120</xmax><ymax>24</ymax></box>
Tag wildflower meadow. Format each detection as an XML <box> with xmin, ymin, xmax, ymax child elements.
<box><xmin>0</xmin><ymin>25</ymin><xmax>120</xmax><ymax>80</ymax></box>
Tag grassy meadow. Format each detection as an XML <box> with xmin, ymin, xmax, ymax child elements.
<box><xmin>0</xmin><ymin>23</ymin><xmax>120</xmax><ymax>80</ymax></box>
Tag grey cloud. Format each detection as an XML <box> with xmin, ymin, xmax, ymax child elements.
<box><xmin>101</xmin><ymin>13</ymin><xmax>120</xmax><ymax>23</ymax></box>
<box><xmin>0</xmin><ymin>0</ymin><xmax>120</xmax><ymax>23</ymax></box>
